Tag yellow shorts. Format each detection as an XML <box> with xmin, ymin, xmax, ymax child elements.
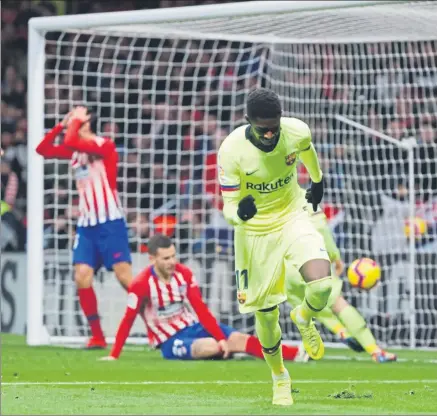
<box><xmin>234</xmin><ymin>210</ymin><xmax>330</xmax><ymax>314</ymax></box>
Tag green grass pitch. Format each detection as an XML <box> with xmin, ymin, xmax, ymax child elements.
<box><xmin>2</xmin><ymin>334</ymin><xmax>437</xmax><ymax>415</ymax></box>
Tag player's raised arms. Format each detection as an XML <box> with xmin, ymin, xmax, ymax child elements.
<box><xmin>36</xmin><ymin>106</ymin><xmax>133</xmax><ymax>350</ymax></box>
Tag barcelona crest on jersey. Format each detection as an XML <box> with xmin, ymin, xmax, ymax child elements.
<box><xmin>237</xmin><ymin>291</ymin><xmax>247</xmax><ymax>304</ymax></box>
<box><xmin>285</xmin><ymin>153</ymin><xmax>296</xmax><ymax>166</ymax></box>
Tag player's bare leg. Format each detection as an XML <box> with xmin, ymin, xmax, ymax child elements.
<box><xmin>331</xmin><ymin>296</ymin><xmax>397</xmax><ymax>363</ymax></box>
<box><xmin>191</xmin><ymin>338</ymin><xmax>224</xmax><ymax>359</ymax></box>
<box><xmin>75</xmin><ymin>264</ymin><xmax>106</xmax><ymax>349</ymax></box>
<box><xmin>113</xmin><ymin>262</ymin><xmax>133</xmax><ymax>289</ymax></box>
<box><xmin>227</xmin><ymin>332</ymin><xmax>307</xmax><ymax>361</ymax></box>
<box><xmin>255</xmin><ymin>306</ymin><xmax>293</xmax><ymax>406</ymax></box>
<box><xmin>290</xmin><ymin>258</ymin><xmax>332</xmax><ymax>360</ymax></box>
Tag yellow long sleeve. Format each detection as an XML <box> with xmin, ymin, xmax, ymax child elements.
<box><xmin>299</xmin><ymin>143</ymin><xmax>323</xmax><ymax>183</ymax></box>
<box><xmin>222</xmin><ymin>195</ymin><xmax>243</xmax><ymax>226</ymax></box>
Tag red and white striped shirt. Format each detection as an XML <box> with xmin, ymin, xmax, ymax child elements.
<box><xmin>110</xmin><ymin>263</ymin><xmax>226</xmax><ymax>358</ymax></box>
<box><xmin>36</xmin><ymin>120</ymin><xmax>124</xmax><ymax>227</ymax></box>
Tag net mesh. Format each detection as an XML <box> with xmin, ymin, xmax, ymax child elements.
<box><xmin>90</xmin><ymin>1</ymin><xmax>437</xmax><ymax>43</ymax></box>
<box><xmin>40</xmin><ymin>1</ymin><xmax>437</xmax><ymax>346</ymax></box>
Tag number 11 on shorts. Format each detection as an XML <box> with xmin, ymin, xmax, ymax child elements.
<box><xmin>236</xmin><ymin>269</ymin><xmax>248</xmax><ymax>304</ymax></box>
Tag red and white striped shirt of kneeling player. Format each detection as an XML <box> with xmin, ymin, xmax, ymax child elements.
<box><xmin>110</xmin><ymin>263</ymin><xmax>226</xmax><ymax>358</ymax></box>
<box><xmin>36</xmin><ymin>119</ymin><xmax>124</xmax><ymax>227</ymax></box>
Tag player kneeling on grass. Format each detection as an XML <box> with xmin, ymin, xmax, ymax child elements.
<box><xmin>100</xmin><ymin>234</ymin><xmax>307</xmax><ymax>362</ymax></box>
<box><xmin>36</xmin><ymin>106</ymin><xmax>133</xmax><ymax>350</ymax></box>
<box><xmin>286</xmin><ymin>188</ymin><xmax>397</xmax><ymax>363</ymax></box>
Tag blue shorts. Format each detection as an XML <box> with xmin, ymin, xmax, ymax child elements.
<box><xmin>160</xmin><ymin>322</ymin><xmax>236</xmax><ymax>360</ymax></box>
<box><xmin>72</xmin><ymin>219</ymin><xmax>131</xmax><ymax>272</ymax></box>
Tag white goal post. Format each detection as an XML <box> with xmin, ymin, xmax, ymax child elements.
<box><xmin>335</xmin><ymin>115</ymin><xmax>418</xmax><ymax>349</ymax></box>
<box><xmin>28</xmin><ymin>1</ymin><xmax>437</xmax><ymax>348</ymax></box>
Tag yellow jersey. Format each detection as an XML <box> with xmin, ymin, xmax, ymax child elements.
<box><xmin>218</xmin><ymin>117</ymin><xmax>322</xmax><ymax>234</ymax></box>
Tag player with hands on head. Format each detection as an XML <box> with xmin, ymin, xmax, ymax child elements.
<box><xmin>218</xmin><ymin>88</ymin><xmax>333</xmax><ymax>405</ymax></box>
<box><xmin>287</xmin><ymin>188</ymin><xmax>397</xmax><ymax>363</ymax></box>
<box><xmin>101</xmin><ymin>234</ymin><xmax>307</xmax><ymax>363</ymax></box>
<box><xmin>36</xmin><ymin>106</ymin><xmax>133</xmax><ymax>350</ymax></box>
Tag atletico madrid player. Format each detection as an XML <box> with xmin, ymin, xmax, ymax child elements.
<box><xmin>36</xmin><ymin>106</ymin><xmax>132</xmax><ymax>349</ymax></box>
<box><xmin>100</xmin><ymin>234</ymin><xmax>307</xmax><ymax>362</ymax></box>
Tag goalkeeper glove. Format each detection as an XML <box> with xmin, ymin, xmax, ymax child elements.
<box><xmin>305</xmin><ymin>177</ymin><xmax>324</xmax><ymax>212</ymax></box>
<box><xmin>237</xmin><ymin>195</ymin><xmax>257</xmax><ymax>221</ymax></box>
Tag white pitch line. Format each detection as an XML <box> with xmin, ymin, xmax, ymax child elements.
<box><xmin>324</xmin><ymin>355</ymin><xmax>437</xmax><ymax>364</ymax></box>
<box><xmin>3</xmin><ymin>380</ymin><xmax>437</xmax><ymax>386</ymax></box>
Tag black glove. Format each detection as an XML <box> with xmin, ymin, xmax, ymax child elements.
<box><xmin>305</xmin><ymin>177</ymin><xmax>324</xmax><ymax>212</ymax></box>
<box><xmin>237</xmin><ymin>195</ymin><xmax>257</xmax><ymax>221</ymax></box>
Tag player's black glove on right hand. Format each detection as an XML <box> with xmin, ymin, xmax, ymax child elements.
<box><xmin>305</xmin><ymin>177</ymin><xmax>324</xmax><ymax>212</ymax></box>
<box><xmin>237</xmin><ymin>195</ymin><xmax>257</xmax><ymax>221</ymax></box>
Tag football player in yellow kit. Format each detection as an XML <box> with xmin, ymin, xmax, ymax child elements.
<box><xmin>218</xmin><ymin>88</ymin><xmax>333</xmax><ymax>405</ymax></box>
<box><xmin>287</xmin><ymin>189</ymin><xmax>397</xmax><ymax>364</ymax></box>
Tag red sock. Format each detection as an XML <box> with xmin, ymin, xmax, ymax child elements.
<box><xmin>245</xmin><ymin>335</ymin><xmax>264</xmax><ymax>359</ymax></box>
<box><xmin>78</xmin><ymin>287</ymin><xmax>104</xmax><ymax>340</ymax></box>
<box><xmin>281</xmin><ymin>344</ymin><xmax>299</xmax><ymax>361</ymax></box>
<box><xmin>245</xmin><ymin>336</ymin><xmax>299</xmax><ymax>361</ymax></box>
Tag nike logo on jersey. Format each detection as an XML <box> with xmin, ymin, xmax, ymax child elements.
<box><xmin>245</xmin><ymin>169</ymin><xmax>259</xmax><ymax>176</ymax></box>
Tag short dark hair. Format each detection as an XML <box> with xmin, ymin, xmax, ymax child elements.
<box><xmin>246</xmin><ymin>88</ymin><xmax>282</xmax><ymax>121</ymax></box>
<box><xmin>148</xmin><ymin>234</ymin><xmax>173</xmax><ymax>255</ymax></box>
<box><xmin>85</xmin><ymin>107</ymin><xmax>98</xmax><ymax>132</ymax></box>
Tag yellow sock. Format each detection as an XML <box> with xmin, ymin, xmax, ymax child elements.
<box><xmin>299</xmin><ymin>276</ymin><xmax>333</xmax><ymax>324</ymax></box>
<box><xmin>333</xmin><ymin>324</ymin><xmax>350</xmax><ymax>338</ymax></box>
<box><xmin>298</xmin><ymin>303</ymin><xmax>313</xmax><ymax>322</ymax></box>
<box><xmin>298</xmin><ymin>308</ymin><xmax>350</xmax><ymax>337</ymax></box>
<box><xmin>262</xmin><ymin>340</ymin><xmax>285</xmax><ymax>376</ymax></box>
<box><xmin>338</xmin><ymin>305</ymin><xmax>380</xmax><ymax>356</ymax></box>
<box><xmin>255</xmin><ymin>308</ymin><xmax>285</xmax><ymax>376</ymax></box>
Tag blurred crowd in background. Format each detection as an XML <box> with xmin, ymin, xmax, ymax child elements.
<box><xmin>1</xmin><ymin>0</ymin><xmax>436</xmax><ymax>255</ymax></box>
<box><xmin>1</xmin><ymin>0</ymin><xmax>244</xmax><ymax>252</ymax></box>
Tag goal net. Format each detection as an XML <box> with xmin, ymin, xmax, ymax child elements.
<box><xmin>28</xmin><ymin>1</ymin><xmax>437</xmax><ymax>348</ymax></box>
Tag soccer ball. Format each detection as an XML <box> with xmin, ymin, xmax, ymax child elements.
<box><xmin>404</xmin><ymin>217</ymin><xmax>427</xmax><ymax>239</ymax></box>
<box><xmin>347</xmin><ymin>258</ymin><xmax>381</xmax><ymax>290</ymax></box>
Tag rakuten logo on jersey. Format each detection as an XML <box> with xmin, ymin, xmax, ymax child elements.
<box><xmin>246</xmin><ymin>172</ymin><xmax>294</xmax><ymax>194</ymax></box>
